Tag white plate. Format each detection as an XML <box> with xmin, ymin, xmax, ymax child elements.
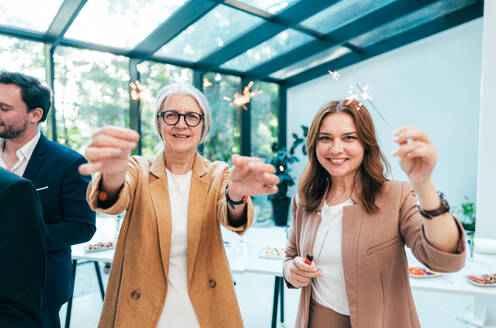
<box><xmin>409</xmin><ymin>267</ymin><xmax>443</xmax><ymax>278</ymax></box>
<box><xmin>465</xmin><ymin>275</ymin><xmax>496</xmax><ymax>287</ymax></box>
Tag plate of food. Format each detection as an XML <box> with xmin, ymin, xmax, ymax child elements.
<box><xmin>259</xmin><ymin>245</ymin><xmax>285</xmax><ymax>259</ymax></box>
<box><xmin>408</xmin><ymin>266</ymin><xmax>443</xmax><ymax>278</ymax></box>
<box><xmin>466</xmin><ymin>274</ymin><xmax>496</xmax><ymax>287</ymax></box>
<box><xmin>84</xmin><ymin>241</ymin><xmax>115</xmax><ymax>253</ymax></box>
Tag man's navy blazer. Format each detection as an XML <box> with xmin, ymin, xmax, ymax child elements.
<box><xmin>23</xmin><ymin>134</ymin><xmax>96</xmax><ymax>307</ymax></box>
<box><xmin>0</xmin><ymin>168</ymin><xmax>46</xmax><ymax>328</ymax></box>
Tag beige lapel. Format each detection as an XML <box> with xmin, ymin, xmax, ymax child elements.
<box><xmin>187</xmin><ymin>154</ymin><xmax>210</xmax><ymax>282</ymax></box>
<box><xmin>341</xmin><ymin>194</ymin><xmax>363</xmax><ymax>325</ymax></box>
<box><xmin>149</xmin><ymin>152</ymin><xmax>173</xmax><ymax>280</ymax></box>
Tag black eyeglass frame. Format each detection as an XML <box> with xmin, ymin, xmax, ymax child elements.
<box><xmin>157</xmin><ymin>110</ymin><xmax>204</xmax><ymax>127</ymax></box>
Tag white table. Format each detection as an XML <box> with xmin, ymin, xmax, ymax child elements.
<box><xmin>70</xmin><ymin>227</ymin><xmax>496</xmax><ymax>328</ymax></box>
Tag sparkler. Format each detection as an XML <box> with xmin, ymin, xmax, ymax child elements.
<box><xmin>223</xmin><ymin>81</ymin><xmax>263</xmax><ymax>110</ymax></box>
<box><xmin>203</xmin><ymin>78</ymin><xmax>213</xmax><ymax>89</ymax></box>
<box><xmin>130</xmin><ymin>80</ymin><xmax>147</xmax><ymax>101</ymax></box>
<box><xmin>328</xmin><ymin>69</ymin><xmax>340</xmax><ymax>81</ymax></box>
<box><xmin>345</xmin><ymin>84</ymin><xmax>391</xmax><ymax>129</ymax></box>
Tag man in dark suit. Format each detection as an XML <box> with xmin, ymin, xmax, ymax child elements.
<box><xmin>0</xmin><ymin>168</ymin><xmax>46</xmax><ymax>328</ymax></box>
<box><xmin>0</xmin><ymin>71</ymin><xmax>96</xmax><ymax>328</ymax></box>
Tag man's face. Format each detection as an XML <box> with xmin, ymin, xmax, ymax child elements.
<box><xmin>0</xmin><ymin>83</ymin><xmax>30</xmax><ymax>139</ymax></box>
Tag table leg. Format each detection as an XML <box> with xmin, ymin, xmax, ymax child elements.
<box><xmin>279</xmin><ymin>277</ymin><xmax>284</xmax><ymax>323</ymax></box>
<box><xmin>94</xmin><ymin>261</ymin><xmax>105</xmax><ymax>300</ymax></box>
<box><xmin>64</xmin><ymin>259</ymin><xmax>78</xmax><ymax>328</ymax></box>
<box><xmin>271</xmin><ymin>277</ymin><xmax>280</xmax><ymax>328</ymax></box>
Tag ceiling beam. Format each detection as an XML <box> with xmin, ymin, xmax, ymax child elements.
<box><xmin>197</xmin><ymin>0</ymin><xmax>341</xmax><ymax>68</ymax></box>
<box><xmin>46</xmin><ymin>0</ymin><xmax>87</xmax><ymax>47</ymax></box>
<box><xmin>284</xmin><ymin>1</ymin><xmax>483</xmax><ymax>87</ymax></box>
<box><xmin>129</xmin><ymin>0</ymin><xmax>218</xmax><ymax>59</ymax></box>
<box><xmin>246</xmin><ymin>0</ymin><xmax>438</xmax><ymax>80</ymax></box>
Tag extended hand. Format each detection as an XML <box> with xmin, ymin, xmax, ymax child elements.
<box><xmin>228</xmin><ymin>155</ymin><xmax>279</xmax><ymax>199</ymax></box>
<box><xmin>78</xmin><ymin>126</ymin><xmax>140</xmax><ymax>176</ymax></box>
<box><xmin>392</xmin><ymin>127</ymin><xmax>437</xmax><ymax>185</ymax></box>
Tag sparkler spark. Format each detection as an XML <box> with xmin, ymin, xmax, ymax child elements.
<box><xmin>223</xmin><ymin>81</ymin><xmax>263</xmax><ymax>110</ymax></box>
<box><xmin>328</xmin><ymin>69</ymin><xmax>340</xmax><ymax>80</ymax></box>
<box><xmin>130</xmin><ymin>80</ymin><xmax>147</xmax><ymax>101</ymax></box>
<box><xmin>203</xmin><ymin>78</ymin><xmax>213</xmax><ymax>89</ymax></box>
<box><xmin>346</xmin><ymin>83</ymin><xmax>391</xmax><ymax>128</ymax></box>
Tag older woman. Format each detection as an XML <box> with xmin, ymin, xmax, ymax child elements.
<box><xmin>78</xmin><ymin>83</ymin><xmax>279</xmax><ymax>328</ymax></box>
<box><xmin>283</xmin><ymin>100</ymin><xmax>466</xmax><ymax>328</ymax></box>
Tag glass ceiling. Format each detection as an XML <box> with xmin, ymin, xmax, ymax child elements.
<box><xmin>349</xmin><ymin>0</ymin><xmax>478</xmax><ymax>48</ymax></box>
<box><xmin>0</xmin><ymin>0</ymin><xmax>64</xmax><ymax>32</ymax></box>
<box><xmin>156</xmin><ymin>4</ymin><xmax>263</xmax><ymax>62</ymax></box>
<box><xmin>237</xmin><ymin>0</ymin><xmax>300</xmax><ymax>14</ymax></box>
<box><xmin>221</xmin><ymin>28</ymin><xmax>314</xmax><ymax>71</ymax></box>
<box><xmin>0</xmin><ymin>0</ymin><xmax>481</xmax><ymax>84</ymax></box>
<box><xmin>300</xmin><ymin>0</ymin><xmax>396</xmax><ymax>35</ymax></box>
<box><xmin>65</xmin><ymin>0</ymin><xmax>187</xmax><ymax>49</ymax></box>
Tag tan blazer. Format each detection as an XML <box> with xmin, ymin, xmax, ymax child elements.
<box><xmin>87</xmin><ymin>152</ymin><xmax>254</xmax><ymax>328</ymax></box>
<box><xmin>284</xmin><ymin>180</ymin><xmax>466</xmax><ymax>328</ymax></box>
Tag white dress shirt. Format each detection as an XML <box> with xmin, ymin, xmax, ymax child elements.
<box><xmin>311</xmin><ymin>198</ymin><xmax>354</xmax><ymax>315</ymax></box>
<box><xmin>157</xmin><ymin>169</ymin><xmax>201</xmax><ymax>328</ymax></box>
<box><xmin>0</xmin><ymin>132</ymin><xmax>41</xmax><ymax>176</ymax></box>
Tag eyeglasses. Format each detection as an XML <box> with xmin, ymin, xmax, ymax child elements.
<box><xmin>157</xmin><ymin>110</ymin><xmax>204</xmax><ymax>127</ymax></box>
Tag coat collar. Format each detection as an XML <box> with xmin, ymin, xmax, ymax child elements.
<box><xmin>148</xmin><ymin>151</ymin><xmax>211</xmax><ymax>282</ymax></box>
<box><xmin>23</xmin><ymin>133</ymin><xmax>48</xmax><ymax>181</ymax></box>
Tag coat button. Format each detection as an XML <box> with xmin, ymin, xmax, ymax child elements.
<box><xmin>208</xmin><ymin>279</ymin><xmax>216</xmax><ymax>288</ymax></box>
<box><xmin>130</xmin><ymin>290</ymin><xmax>140</xmax><ymax>299</ymax></box>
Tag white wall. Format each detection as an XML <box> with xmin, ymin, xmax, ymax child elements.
<box><xmin>287</xmin><ymin>18</ymin><xmax>483</xmax><ymax>216</ymax></box>
<box><xmin>476</xmin><ymin>1</ymin><xmax>496</xmax><ymax>239</ymax></box>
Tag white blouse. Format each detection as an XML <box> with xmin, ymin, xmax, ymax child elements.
<box><xmin>156</xmin><ymin>169</ymin><xmax>201</xmax><ymax>328</ymax></box>
<box><xmin>311</xmin><ymin>198</ymin><xmax>354</xmax><ymax>315</ymax></box>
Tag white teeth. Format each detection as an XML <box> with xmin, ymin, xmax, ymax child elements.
<box><xmin>330</xmin><ymin>159</ymin><xmax>345</xmax><ymax>163</ymax></box>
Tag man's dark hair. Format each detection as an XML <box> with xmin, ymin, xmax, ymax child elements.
<box><xmin>0</xmin><ymin>71</ymin><xmax>52</xmax><ymax>122</ymax></box>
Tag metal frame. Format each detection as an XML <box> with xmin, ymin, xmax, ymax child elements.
<box><xmin>284</xmin><ymin>1</ymin><xmax>484</xmax><ymax>87</ymax></box>
<box><xmin>0</xmin><ymin>0</ymin><xmax>484</xmax><ymax>153</ymax></box>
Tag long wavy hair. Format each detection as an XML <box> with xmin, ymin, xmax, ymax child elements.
<box><xmin>298</xmin><ymin>100</ymin><xmax>390</xmax><ymax>214</ymax></box>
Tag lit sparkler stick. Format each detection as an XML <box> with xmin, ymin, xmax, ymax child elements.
<box><xmin>203</xmin><ymin>78</ymin><xmax>213</xmax><ymax>89</ymax></box>
<box><xmin>354</xmin><ymin>83</ymin><xmax>391</xmax><ymax>129</ymax></box>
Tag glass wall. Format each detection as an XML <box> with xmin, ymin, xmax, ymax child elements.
<box><xmin>250</xmin><ymin>81</ymin><xmax>279</xmax><ymax>223</ymax></box>
<box><xmin>53</xmin><ymin>47</ymin><xmax>129</xmax><ymax>154</ymax></box>
<box><xmin>202</xmin><ymin>72</ymin><xmax>241</xmax><ymax>163</ymax></box>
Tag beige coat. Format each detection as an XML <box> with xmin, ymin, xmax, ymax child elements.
<box><xmin>87</xmin><ymin>152</ymin><xmax>253</xmax><ymax>328</ymax></box>
<box><xmin>284</xmin><ymin>180</ymin><xmax>466</xmax><ymax>328</ymax></box>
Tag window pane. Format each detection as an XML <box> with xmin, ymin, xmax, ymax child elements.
<box><xmin>250</xmin><ymin>81</ymin><xmax>279</xmax><ymax>223</ymax></box>
<box><xmin>300</xmin><ymin>0</ymin><xmax>395</xmax><ymax>34</ymax></box>
<box><xmin>0</xmin><ymin>35</ymin><xmax>46</xmax><ymax>82</ymax></box>
<box><xmin>156</xmin><ymin>4</ymin><xmax>263</xmax><ymax>62</ymax></box>
<box><xmin>0</xmin><ymin>0</ymin><xmax>63</xmax><ymax>32</ymax></box>
<box><xmin>237</xmin><ymin>0</ymin><xmax>299</xmax><ymax>14</ymax></box>
<box><xmin>139</xmin><ymin>62</ymin><xmax>193</xmax><ymax>157</ymax></box>
<box><xmin>270</xmin><ymin>46</ymin><xmax>351</xmax><ymax>79</ymax></box>
<box><xmin>202</xmin><ymin>73</ymin><xmax>241</xmax><ymax>162</ymax></box>
<box><xmin>221</xmin><ymin>29</ymin><xmax>314</xmax><ymax>72</ymax></box>
<box><xmin>65</xmin><ymin>0</ymin><xmax>187</xmax><ymax>49</ymax></box>
<box><xmin>54</xmin><ymin>47</ymin><xmax>129</xmax><ymax>154</ymax></box>
<box><xmin>349</xmin><ymin>0</ymin><xmax>477</xmax><ymax>48</ymax></box>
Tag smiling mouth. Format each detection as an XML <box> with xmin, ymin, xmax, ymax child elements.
<box><xmin>327</xmin><ymin>158</ymin><xmax>348</xmax><ymax>164</ymax></box>
<box><xmin>172</xmin><ymin>134</ymin><xmax>190</xmax><ymax>139</ymax></box>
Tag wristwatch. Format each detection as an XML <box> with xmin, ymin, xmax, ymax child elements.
<box><xmin>416</xmin><ymin>191</ymin><xmax>450</xmax><ymax>219</ymax></box>
<box><xmin>225</xmin><ymin>185</ymin><xmax>248</xmax><ymax>210</ymax></box>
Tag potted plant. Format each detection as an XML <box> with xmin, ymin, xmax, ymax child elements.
<box><xmin>266</xmin><ymin>126</ymin><xmax>308</xmax><ymax>226</ymax></box>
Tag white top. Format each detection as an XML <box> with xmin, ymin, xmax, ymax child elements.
<box><xmin>0</xmin><ymin>132</ymin><xmax>40</xmax><ymax>176</ymax></box>
<box><xmin>311</xmin><ymin>198</ymin><xmax>354</xmax><ymax>316</ymax></box>
<box><xmin>157</xmin><ymin>169</ymin><xmax>200</xmax><ymax>328</ymax></box>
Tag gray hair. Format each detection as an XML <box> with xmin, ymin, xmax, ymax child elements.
<box><xmin>154</xmin><ymin>83</ymin><xmax>211</xmax><ymax>143</ymax></box>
